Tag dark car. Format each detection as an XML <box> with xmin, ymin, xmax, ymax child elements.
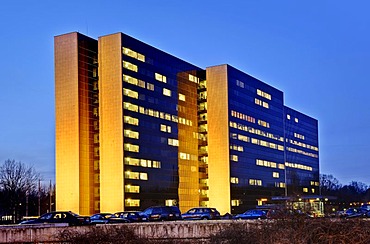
<box><xmin>233</xmin><ymin>209</ymin><xmax>268</xmax><ymax>220</ymax></box>
<box><xmin>182</xmin><ymin>207</ymin><xmax>221</xmax><ymax>220</ymax></box>
<box><xmin>108</xmin><ymin>211</ymin><xmax>148</xmax><ymax>223</ymax></box>
<box><xmin>343</xmin><ymin>208</ymin><xmax>368</xmax><ymax>218</ymax></box>
<box><xmin>19</xmin><ymin>211</ymin><xmax>89</xmax><ymax>226</ymax></box>
<box><xmin>143</xmin><ymin>206</ymin><xmax>182</xmax><ymax>221</ymax></box>
<box><xmin>89</xmin><ymin>213</ymin><xmax>112</xmax><ymax>224</ymax></box>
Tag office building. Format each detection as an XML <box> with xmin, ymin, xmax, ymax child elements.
<box><xmin>55</xmin><ymin>32</ymin><xmax>319</xmax><ymax>215</ymax></box>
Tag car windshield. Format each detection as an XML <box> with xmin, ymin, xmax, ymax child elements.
<box><xmin>69</xmin><ymin>211</ymin><xmax>79</xmax><ymax>217</ymax></box>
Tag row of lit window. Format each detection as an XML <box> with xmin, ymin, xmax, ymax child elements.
<box><xmin>249</xmin><ymin>179</ymin><xmax>262</xmax><ymax>186</ymax></box>
<box><xmin>123</xmin><ymin>102</ymin><xmax>193</xmax><ymax>126</ymax></box>
<box><xmin>256</xmin><ymin>159</ymin><xmax>285</xmax><ymax>170</ymax></box>
<box><xmin>255</xmin><ymin>98</ymin><xmax>269</xmax><ymax>108</ymax></box>
<box><xmin>125</xmin><ymin>199</ymin><xmax>140</xmax><ymax>207</ymax></box>
<box><xmin>123</xmin><ymin>88</ymin><xmax>139</xmax><ymax>99</ymax></box>
<box><xmin>123</xmin><ymin>61</ymin><xmax>138</xmax><ymax>72</ymax></box>
<box><xmin>310</xmin><ymin>181</ymin><xmax>320</xmax><ymax>186</ymax></box>
<box><xmin>160</xmin><ymin>124</ymin><xmax>171</xmax><ymax>133</ymax></box>
<box><xmin>251</xmin><ymin>138</ymin><xmax>284</xmax><ymax>151</ymax></box>
<box><xmin>257</xmin><ymin>89</ymin><xmax>272</xmax><ymax>100</ymax></box>
<box><xmin>122</xmin><ymin>47</ymin><xmax>145</xmax><ymax>62</ymax></box>
<box><xmin>287</xmin><ymin>114</ymin><xmax>299</xmax><ymax>123</ymax></box>
<box><xmin>124</xmin><ymin>143</ymin><xmax>139</xmax><ymax>153</ymax></box>
<box><xmin>155</xmin><ymin>73</ymin><xmax>167</xmax><ymax>83</ymax></box>
<box><xmin>230</xmin><ymin>144</ymin><xmax>244</xmax><ymax>152</ymax></box>
<box><xmin>286</xmin><ymin>147</ymin><xmax>319</xmax><ymax>158</ymax></box>
<box><xmin>294</xmin><ymin>132</ymin><xmax>305</xmax><ymax>140</ymax></box>
<box><xmin>179</xmin><ymin>152</ymin><xmax>197</xmax><ymax>161</ymax></box>
<box><xmin>289</xmin><ymin>139</ymin><xmax>319</xmax><ymax>151</ymax></box>
<box><xmin>124</xmin><ymin>157</ymin><xmax>161</xmax><ymax>168</ymax></box>
<box><xmin>231</xmin><ymin>110</ymin><xmax>256</xmax><ymax>124</ymax></box>
<box><xmin>124</xmin><ymin>116</ymin><xmax>139</xmax><ymax>126</ymax></box>
<box><xmin>168</xmin><ymin>138</ymin><xmax>179</xmax><ymax>147</ymax></box>
<box><xmin>125</xmin><ymin>185</ymin><xmax>140</xmax><ymax>193</ymax></box>
<box><xmin>124</xmin><ymin>171</ymin><xmax>148</xmax><ymax>180</ymax></box>
<box><xmin>189</xmin><ymin>74</ymin><xmax>200</xmax><ymax>84</ymax></box>
<box><xmin>123</xmin><ymin>74</ymin><xmax>154</xmax><ymax>91</ymax></box>
<box><xmin>285</xmin><ymin>162</ymin><xmax>313</xmax><ymax>171</ymax></box>
<box><xmin>276</xmin><ymin>182</ymin><xmax>286</xmax><ymax>188</ymax></box>
<box><xmin>258</xmin><ymin>119</ymin><xmax>270</xmax><ymax>128</ymax></box>
<box><xmin>123</xmin><ymin>77</ymin><xmax>173</xmax><ymax>99</ymax></box>
<box><xmin>230</xmin><ymin>121</ymin><xmax>284</xmax><ymax>142</ymax></box>
<box><xmin>124</xmin><ymin>129</ymin><xmax>139</xmax><ymax>139</ymax></box>
<box><xmin>303</xmin><ymin>188</ymin><xmax>316</xmax><ymax>193</ymax></box>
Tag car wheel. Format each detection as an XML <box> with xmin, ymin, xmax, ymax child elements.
<box><xmin>201</xmin><ymin>217</ymin><xmax>208</xmax><ymax>220</ymax></box>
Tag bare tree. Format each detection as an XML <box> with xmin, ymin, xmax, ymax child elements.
<box><xmin>0</xmin><ymin>159</ymin><xmax>41</xmax><ymax>222</ymax></box>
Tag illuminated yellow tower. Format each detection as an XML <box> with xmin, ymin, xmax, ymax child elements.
<box><xmin>55</xmin><ymin>32</ymin><xmax>99</xmax><ymax>215</ymax></box>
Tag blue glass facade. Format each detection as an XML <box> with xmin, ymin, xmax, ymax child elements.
<box><xmin>284</xmin><ymin>107</ymin><xmax>320</xmax><ymax>196</ymax></box>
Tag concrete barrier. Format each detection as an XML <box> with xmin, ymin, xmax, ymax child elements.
<box><xmin>0</xmin><ymin>220</ymin><xmax>252</xmax><ymax>243</ymax></box>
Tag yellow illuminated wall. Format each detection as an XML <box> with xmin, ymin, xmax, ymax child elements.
<box><xmin>55</xmin><ymin>32</ymin><xmax>97</xmax><ymax>215</ymax></box>
<box><xmin>206</xmin><ymin>65</ymin><xmax>231</xmax><ymax>214</ymax></box>
<box><xmin>177</xmin><ymin>72</ymin><xmax>199</xmax><ymax>212</ymax></box>
<box><xmin>98</xmin><ymin>33</ymin><xmax>125</xmax><ymax>213</ymax></box>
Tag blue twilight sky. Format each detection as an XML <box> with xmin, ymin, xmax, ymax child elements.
<box><xmin>0</xmin><ymin>1</ymin><xmax>369</xmax><ymax>185</ymax></box>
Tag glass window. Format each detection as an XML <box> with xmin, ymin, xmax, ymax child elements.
<box><xmin>123</xmin><ymin>61</ymin><xmax>138</xmax><ymax>72</ymax></box>
<box><xmin>155</xmin><ymin>73</ymin><xmax>167</xmax><ymax>83</ymax></box>
<box><xmin>179</xmin><ymin>93</ymin><xmax>186</xmax><ymax>101</ymax></box>
<box><xmin>163</xmin><ymin>88</ymin><xmax>171</xmax><ymax>97</ymax></box>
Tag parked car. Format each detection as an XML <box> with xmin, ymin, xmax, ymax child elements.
<box><xmin>19</xmin><ymin>211</ymin><xmax>90</xmax><ymax>226</ymax></box>
<box><xmin>182</xmin><ymin>207</ymin><xmax>221</xmax><ymax>220</ymax></box>
<box><xmin>108</xmin><ymin>211</ymin><xmax>148</xmax><ymax>223</ymax></box>
<box><xmin>89</xmin><ymin>213</ymin><xmax>112</xmax><ymax>224</ymax></box>
<box><xmin>343</xmin><ymin>208</ymin><xmax>368</xmax><ymax>218</ymax></box>
<box><xmin>143</xmin><ymin>206</ymin><xmax>182</xmax><ymax>221</ymax></box>
<box><xmin>233</xmin><ymin>209</ymin><xmax>268</xmax><ymax>220</ymax></box>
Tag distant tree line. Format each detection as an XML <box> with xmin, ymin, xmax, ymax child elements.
<box><xmin>320</xmin><ymin>174</ymin><xmax>370</xmax><ymax>205</ymax></box>
<box><xmin>0</xmin><ymin>159</ymin><xmax>55</xmax><ymax>223</ymax></box>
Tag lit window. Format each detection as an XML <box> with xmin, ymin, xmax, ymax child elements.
<box><xmin>140</xmin><ymin>173</ymin><xmax>148</xmax><ymax>180</ymax></box>
<box><xmin>124</xmin><ymin>116</ymin><xmax>139</xmax><ymax>126</ymax></box>
<box><xmin>189</xmin><ymin>74</ymin><xmax>199</xmax><ymax>83</ymax></box>
<box><xmin>168</xmin><ymin>138</ymin><xmax>179</xmax><ymax>147</ymax></box>
<box><xmin>273</xmin><ymin>172</ymin><xmax>279</xmax><ymax>178</ymax></box>
<box><xmin>303</xmin><ymin>188</ymin><xmax>308</xmax><ymax>193</ymax></box>
<box><xmin>125</xmin><ymin>185</ymin><xmax>140</xmax><ymax>193</ymax></box>
<box><xmin>231</xmin><ymin>177</ymin><xmax>239</xmax><ymax>184</ymax></box>
<box><xmin>123</xmin><ymin>61</ymin><xmax>138</xmax><ymax>72</ymax></box>
<box><xmin>155</xmin><ymin>73</ymin><xmax>167</xmax><ymax>83</ymax></box>
<box><xmin>165</xmin><ymin>199</ymin><xmax>177</xmax><ymax>206</ymax></box>
<box><xmin>123</xmin><ymin>102</ymin><xmax>138</xmax><ymax>112</ymax></box>
<box><xmin>257</xmin><ymin>89</ymin><xmax>271</xmax><ymax>100</ymax></box>
<box><xmin>249</xmin><ymin>179</ymin><xmax>262</xmax><ymax>186</ymax></box>
<box><xmin>123</xmin><ymin>88</ymin><xmax>138</xmax><ymax>99</ymax></box>
<box><xmin>179</xmin><ymin>93</ymin><xmax>186</xmax><ymax>101</ymax></box>
<box><xmin>124</xmin><ymin>130</ymin><xmax>139</xmax><ymax>139</ymax></box>
<box><xmin>311</xmin><ymin>188</ymin><xmax>315</xmax><ymax>193</ymax></box>
<box><xmin>124</xmin><ymin>157</ymin><xmax>140</xmax><ymax>166</ymax></box>
<box><xmin>179</xmin><ymin>152</ymin><xmax>190</xmax><ymax>160</ymax></box>
<box><xmin>122</xmin><ymin>47</ymin><xmax>145</xmax><ymax>62</ymax></box>
<box><xmin>287</xmin><ymin>114</ymin><xmax>291</xmax><ymax>120</ymax></box>
<box><xmin>124</xmin><ymin>144</ymin><xmax>139</xmax><ymax>153</ymax></box>
<box><xmin>231</xmin><ymin>199</ymin><xmax>240</xmax><ymax>206</ymax></box>
<box><xmin>125</xmin><ymin>199</ymin><xmax>140</xmax><ymax>207</ymax></box>
<box><xmin>160</xmin><ymin>124</ymin><xmax>171</xmax><ymax>133</ymax></box>
<box><xmin>163</xmin><ymin>88</ymin><xmax>171</xmax><ymax>97</ymax></box>
<box><xmin>146</xmin><ymin>83</ymin><xmax>154</xmax><ymax>91</ymax></box>
<box><xmin>230</xmin><ymin>155</ymin><xmax>238</xmax><ymax>162</ymax></box>
<box><xmin>295</xmin><ymin>118</ymin><xmax>299</xmax><ymax>123</ymax></box>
